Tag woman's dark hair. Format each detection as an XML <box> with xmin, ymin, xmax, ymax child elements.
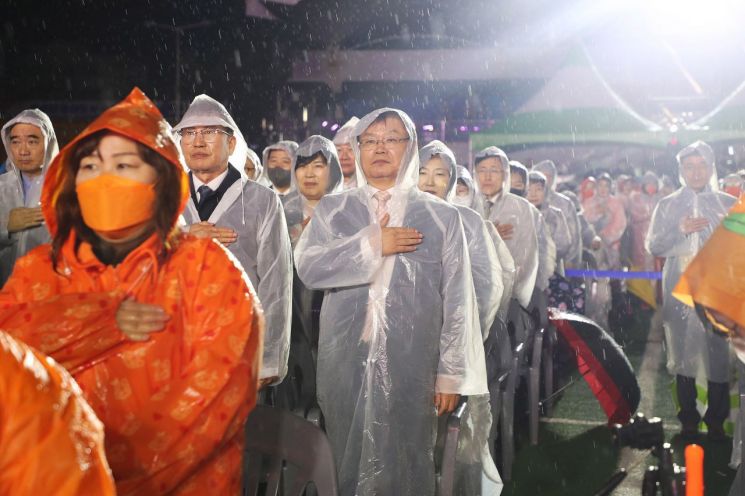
<box><xmin>295</xmin><ymin>151</ymin><xmax>326</xmax><ymax>170</ymax></box>
<box><xmin>51</xmin><ymin>130</ymin><xmax>183</xmax><ymax>269</ymax></box>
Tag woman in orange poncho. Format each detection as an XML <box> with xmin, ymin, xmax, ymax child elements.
<box><xmin>0</xmin><ymin>330</ymin><xmax>115</xmax><ymax>495</ymax></box>
<box><xmin>0</xmin><ymin>88</ymin><xmax>263</xmax><ymax>495</ymax></box>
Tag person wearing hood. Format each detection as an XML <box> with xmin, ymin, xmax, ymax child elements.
<box><xmin>527</xmin><ymin>170</ymin><xmax>572</xmax><ymax>274</ymax></box>
<box><xmin>533</xmin><ymin>160</ymin><xmax>583</xmax><ymax>268</ymax></box>
<box><xmin>626</xmin><ymin>171</ymin><xmax>662</xmax><ymax>307</ymax></box>
<box><xmin>508</xmin><ymin>160</ymin><xmax>528</xmax><ymax>197</ymax></box>
<box><xmin>295</xmin><ymin>109</ymin><xmax>488</xmax><ymax>495</ymax></box>
<box><xmin>243</xmin><ymin>147</ymin><xmax>261</xmax><ymax>180</ymax></box>
<box><xmin>274</xmin><ymin>135</ymin><xmax>343</xmax><ymax>413</ymax></box>
<box><xmin>282</xmin><ymin>135</ymin><xmax>344</xmax><ymax>246</ymax></box>
<box><xmin>672</xmin><ymin>192</ymin><xmax>745</xmax><ymax>496</ymax></box>
<box><xmin>418</xmin><ymin>140</ymin><xmax>504</xmax><ymax>494</ymax></box>
<box><xmin>457</xmin><ymin>164</ymin><xmax>516</xmax><ymax>323</ymax></box>
<box><xmin>564</xmin><ymin>190</ymin><xmax>601</xmax><ymax>252</ymax></box>
<box><xmin>174</xmin><ymin>94</ymin><xmax>292</xmax><ymax>387</ymax></box>
<box><xmin>262</xmin><ymin>140</ymin><xmax>298</xmax><ymax>195</ymax></box>
<box><xmin>0</xmin><ymin>331</ymin><xmax>115</xmax><ymax>495</ymax></box>
<box><xmin>0</xmin><ymin>88</ymin><xmax>263</xmax><ymax>494</ymax></box>
<box><xmin>0</xmin><ymin>109</ymin><xmax>59</xmax><ymax>286</ymax></box>
<box><xmin>333</xmin><ymin>117</ymin><xmax>361</xmax><ymax>190</ymax></box>
<box><xmin>646</xmin><ymin>140</ymin><xmax>736</xmax><ymax>440</ymax></box>
<box><xmin>579</xmin><ymin>176</ymin><xmax>597</xmax><ymax>203</ymax></box>
<box><xmin>583</xmin><ymin>173</ymin><xmax>627</xmax><ymax>270</ymax></box>
<box><xmin>474</xmin><ymin>146</ymin><xmax>539</xmax><ymax>308</ymax></box>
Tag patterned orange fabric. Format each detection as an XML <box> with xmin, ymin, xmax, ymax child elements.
<box><xmin>0</xmin><ymin>88</ymin><xmax>263</xmax><ymax>495</ymax></box>
<box><xmin>0</xmin><ymin>331</ymin><xmax>115</xmax><ymax>495</ymax></box>
<box><xmin>673</xmin><ymin>194</ymin><xmax>745</xmax><ymax>331</ymax></box>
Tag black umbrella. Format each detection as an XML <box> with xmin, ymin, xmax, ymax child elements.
<box><xmin>550</xmin><ymin>309</ymin><xmax>640</xmax><ymax>425</ymax></box>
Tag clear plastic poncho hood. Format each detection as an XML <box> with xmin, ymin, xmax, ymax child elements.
<box><xmin>676</xmin><ymin>140</ymin><xmax>719</xmax><ymax>192</ymax></box>
<box><xmin>474</xmin><ymin>146</ymin><xmax>511</xmax><ymax>193</ymax></box>
<box><xmin>533</xmin><ymin>159</ymin><xmax>558</xmax><ymax>190</ymax></box>
<box><xmin>333</xmin><ymin>116</ymin><xmax>360</xmax><ymax>146</ymax></box>
<box><xmin>351</xmin><ymin>108</ymin><xmax>419</xmax><ymax>190</ymax></box>
<box><xmin>1</xmin><ymin>109</ymin><xmax>59</xmax><ymax>176</ymax></box>
<box><xmin>418</xmin><ymin>139</ymin><xmax>458</xmax><ymax>201</ymax></box>
<box><xmin>290</xmin><ymin>135</ymin><xmax>344</xmax><ymax>195</ymax></box>
<box><xmin>173</xmin><ymin>94</ymin><xmax>250</xmax><ymax>178</ymax></box>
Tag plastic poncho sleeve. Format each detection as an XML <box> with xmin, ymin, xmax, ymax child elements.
<box><xmin>534</xmin><ymin>209</ymin><xmax>556</xmax><ymax>291</ymax></box>
<box><xmin>466</xmin><ymin>214</ymin><xmax>502</xmax><ymax>340</ymax></box>
<box><xmin>436</xmin><ymin>213</ymin><xmax>477</xmax><ymax>394</ymax></box>
<box><xmin>485</xmin><ymin>221</ymin><xmax>516</xmax><ymax>318</ymax></box>
<box><xmin>0</xmin><ymin>332</ymin><xmax>116</xmax><ymax>496</ymax></box>
<box><xmin>255</xmin><ymin>192</ymin><xmax>293</xmax><ymax>382</ymax></box>
<box><xmin>550</xmin><ymin>207</ymin><xmax>573</xmax><ymax>261</ymax></box>
<box><xmin>295</xmin><ymin>199</ymin><xmax>384</xmax><ymax>290</ymax></box>
<box><xmin>645</xmin><ymin>196</ymin><xmax>692</xmax><ymax>258</ymax></box>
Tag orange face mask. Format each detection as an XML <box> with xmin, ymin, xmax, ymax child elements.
<box><xmin>76</xmin><ymin>174</ymin><xmax>156</xmax><ymax>233</ymax></box>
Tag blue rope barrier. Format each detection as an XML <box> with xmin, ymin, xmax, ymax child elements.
<box><xmin>564</xmin><ymin>269</ymin><xmax>662</xmax><ymax>280</ymax></box>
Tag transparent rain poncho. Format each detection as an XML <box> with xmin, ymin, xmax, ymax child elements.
<box><xmin>333</xmin><ymin>116</ymin><xmax>361</xmax><ymax>190</ymax></box>
<box><xmin>260</xmin><ymin>140</ymin><xmax>299</xmax><ymax>194</ymax></box>
<box><xmin>295</xmin><ymin>108</ymin><xmax>489</xmax><ymax>495</ymax></box>
<box><xmin>531</xmin><ymin>205</ymin><xmax>557</xmax><ymax>292</ymax></box>
<box><xmin>474</xmin><ymin>146</ymin><xmax>539</xmax><ymax>307</ymax></box>
<box><xmin>246</xmin><ymin>147</ymin><xmax>273</xmax><ymax>188</ymax></box>
<box><xmin>646</xmin><ymin>141</ymin><xmax>735</xmax><ymax>382</ymax></box>
<box><xmin>419</xmin><ymin>139</ymin><xmax>504</xmax><ymax>495</ymax></box>
<box><xmin>628</xmin><ymin>171</ymin><xmax>661</xmax><ymax>270</ymax></box>
<box><xmin>528</xmin><ymin>170</ymin><xmax>571</xmax><ymax>273</ymax></box>
<box><xmin>583</xmin><ymin>174</ymin><xmax>628</xmax><ymax>270</ymax></box>
<box><xmin>282</xmin><ymin>135</ymin><xmax>344</xmax><ymax>246</ymax></box>
<box><xmin>419</xmin><ymin>140</ymin><xmax>502</xmax><ymax>338</ymax></box>
<box><xmin>175</xmin><ymin>95</ymin><xmax>293</xmax><ymax>383</ymax></box>
<box><xmin>533</xmin><ymin>160</ymin><xmax>583</xmax><ymax>267</ymax></box>
<box><xmin>0</xmin><ymin>109</ymin><xmax>58</xmax><ymax>285</ymax></box>
<box><xmin>457</xmin><ymin>165</ymin><xmax>515</xmax><ymax>322</ymax></box>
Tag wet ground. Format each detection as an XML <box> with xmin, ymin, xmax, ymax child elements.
<box><xmin>501</xmin><ymin>302</ymin><xmax>737</xmax><ymax>496</ymax></box>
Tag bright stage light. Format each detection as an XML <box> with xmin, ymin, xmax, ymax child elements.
<box><xmin>642</xmin><ymin>0</ymin><xmax>743</xmax><ymax>35</ymax></box>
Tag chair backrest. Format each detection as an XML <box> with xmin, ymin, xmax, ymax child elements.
<box><xmin>243</xmin><ymin>405</ymin><xmax>339</xmax><ymax>496</ymax></box>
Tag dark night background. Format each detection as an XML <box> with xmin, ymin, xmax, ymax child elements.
<box><xmin>3</xmin><ymin>0</ymin><xmax>745</xmax><ymax>168</ymax></box>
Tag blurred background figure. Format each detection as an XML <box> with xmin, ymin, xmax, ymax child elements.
<box><xmin>333</xmin><ymin>116</ymin><xmax>360</xmax><ymax>190</ymax></box>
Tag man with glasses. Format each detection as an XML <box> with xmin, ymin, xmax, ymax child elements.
<box><xmin>175</xmin><ymin>94</ymin><xmax>293</xmax><ymax>388</ymax></box>
<box><xmin>295</xmin><ymin>108</ymin><xmax>487</xmax><ymax>495</ymax></box>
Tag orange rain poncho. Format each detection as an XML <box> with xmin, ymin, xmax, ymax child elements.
<box><xmin>673</xmin><ymin>193</ymin><xmax>745</xmax><ymax>331</ymax></box>
<box><xmin>0</xmin><ymin>88</ymin><xmax>263</xmax><ymax>495</ymax></box>
<box><xmin>0</xmin><ymin>331</ymin><xmax>115</xmax><ymax>495</ymax></box>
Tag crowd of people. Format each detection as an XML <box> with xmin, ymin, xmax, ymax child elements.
<box><xmin>1</xmin><ymin>87</ymin><xmax>744</xmax><ymax>495</ymax></box>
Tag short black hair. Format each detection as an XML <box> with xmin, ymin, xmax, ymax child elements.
<box><xmin>295</xmin><ymin>151</ymin><xmax>326</xmax><ymax>170</ymax></box>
